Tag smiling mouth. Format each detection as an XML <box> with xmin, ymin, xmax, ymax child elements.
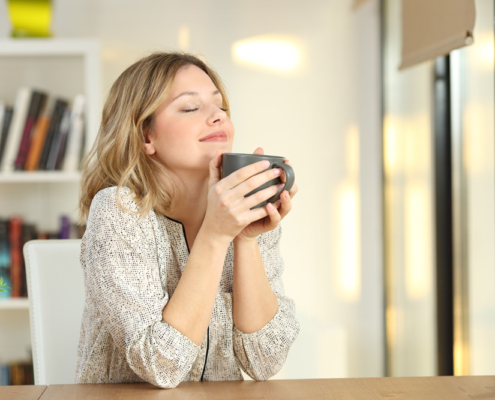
<box><xmin>199</xmin><ymin>132</ymin><xmax>228</xmax><ymax>142</ymax></box>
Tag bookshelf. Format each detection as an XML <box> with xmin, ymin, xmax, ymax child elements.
<box><xmin>0</xmin><ymin>38</ymin><xmax>100</xmax><ymax>380</ymax></box>
<box><xmin>0</xmin><ymin>171</ymin><xmax>81</xmax><ymax>183</ymax></box>
<box><xmin>0</xmin><ymin>298</ymin><xmax>29</xmax><ymax>310</ymax></box>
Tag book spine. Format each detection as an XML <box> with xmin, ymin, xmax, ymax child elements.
<box><xmin>1</xmin><ymin>88</ymin><xmax>32</xmax><ymax>172</ymax></box>
<box><xmin>24</xmin><ymin>113</ymin><xmax>50</xmax><ymax>171</ymax></box>
<box><xmin>21</xmin><ymin>223</ymin><xmax>37</xmax><ymax>297</ymax></box>
<box><xmin>24</xmin><ymin>98</ymin><xmax>53</xmax><ymax>171</ymax></box>
<box><xmin>0</xmin><ymin>364</ymin><xmax>10</xmax><ymax>386</ymax></box>
<box><xmin>59</xmin><ymin>216</ymin><xmax>71</xmax><ymax>239</ymax></box>
<box><xmin>0</xmin><ymin>106</ymin><xmax>14</xmax><ymax>166</ymax></box>
<box><xmin>0</xmin><ymin>103</ymin><xmax>4</xmax><ymax>165</ymax></box>
<box><xmin>63</xmin><ymin>94</ymin><xmax>86</xmax><ymax>172</ymax></box>
<box><xmin>0</xmin><ymin>219</ymin><xmax>11</xmax><ymax>299</ymax></box>
<box><xmin>38</xmin><ymin>99</ymin><xmax>68</xmax><ymax>170</ymax></box>
<box><xmin>46</xmin><ymin>106</ymin><xmax>70</xmax><ymax>171</ymax></box>
<box><xmin>8</xmin><ymin>217</ymin><xmax>23</xmax><ymax>298</ymax></box>
<box><xmin>14</xmin><ymin>91</ymin><xmax>42</xmax><ymax>170</ymax></box>
<box><xmin>54</xmin><ymin>108</ymin><xmax>72</xmax><ymax>170</ymax></box>
<box><xmin>15</xmin><ymin>92</ymin><xmax>47</xmax><ymax>170</ymax></box>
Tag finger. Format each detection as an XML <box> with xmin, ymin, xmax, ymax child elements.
<box><xmin>288</xmin><ymin>182</ymin><xmax>298</xmax><ymax>199</ymax></box>
<box><xmin>253</xmin><ymin>147</ymin><xmax>264</xmax><ymax>155</ymax></box>
<box><xmin>209</xmin><ymin>148</ymin><xmax>227</xmax><ymax>186</ymax></box>
<box><xmin>278</xmin><ymin>190</ymin><xmax>293</xmax><ymax>219</ymax></box>
<box><xmin>266</xmin><ymin>202</ymin><xmax>282</xmax><ymax>227</ymax></box>
<box><xmin>232</xmin><ymin>166</ymin><xmax>282</xmax><ymax>198</ymax></box>
<box><xmin>243</xmin><ymin>182</ymin><xmax>284</xmax><ymax>210</ymax></box>
<box><xmin>246</xmin><ymin>204</ymin><xmax>270</xmax><ymax>224</ymax></box>
<box><xmin>223</xmin><ymin>159</ymin><xmax>271</xmax><ymax>190</ymax></box>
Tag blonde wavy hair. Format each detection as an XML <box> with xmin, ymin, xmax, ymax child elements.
<box><xmin>78</xmin><ymin>52</ymin><xmax>230</xmax><ymax>224</ymax></box>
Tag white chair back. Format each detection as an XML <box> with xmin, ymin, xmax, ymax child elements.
<box><xmin>23</xmin><ymin>239</ymin><xmax>84</xmax><ymax>385</ymax></box>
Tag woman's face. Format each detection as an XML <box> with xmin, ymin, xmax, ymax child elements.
<box><xmin>144</xmin><ymin>64</ymin><xmax>234</xmax><ymax>176</ymax></box>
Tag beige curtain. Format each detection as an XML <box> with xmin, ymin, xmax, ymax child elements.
<box><xmin>400</xmin><ymin>0</ymin><xmax>475</xmax><ymax>69</ymax></box>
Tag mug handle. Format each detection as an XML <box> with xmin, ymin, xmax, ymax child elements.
<box><xmin>269</xmin><ymin>162</ymin><xmax>295</xmax><ymax>203</ymax></box>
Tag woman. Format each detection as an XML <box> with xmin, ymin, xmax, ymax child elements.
<box><xmin>76</xmin><ymin>52</ymin><xmax>299</xmax><ymax>389</ymax></box>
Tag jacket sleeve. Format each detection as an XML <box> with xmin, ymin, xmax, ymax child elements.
<box><xmin>232</xmin><ymin>224</ymin><xmax>300</xmax><ymax>380</ymax></box>
<box><xmin>84</xmin><ymin>189</ymin><xmax>199</xmax><ymax>388</ymax></box>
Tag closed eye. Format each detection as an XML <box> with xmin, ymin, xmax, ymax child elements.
<box><xmin>182</xmin><ymin>108</ymin><xmax>198</xmax><ymax>113</ymax></box>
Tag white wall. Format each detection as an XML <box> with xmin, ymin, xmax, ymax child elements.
<box><xmin>459</xmin><ymin>0</ymin><xmax>495</xmax><ymax>375</ymax></box>
<box><xmin>0</xmin><ymin>0</ymin><xmax>383</xmax><ymax>378</ymax></box>
<box><xmin>382</xmin><ymin>0</ymin><xmax>437</xmax><ymax>377</ymax></box>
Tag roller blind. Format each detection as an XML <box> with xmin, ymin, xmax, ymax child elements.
<box><xmin>400</xmin><ymin>0</ymin><xmax>475</xmax><ymax>69</ymax></box>
<box><xmin>353</xmin><ymin>0</ymin><xmax>371</xmax><ymax>10</ymax></box>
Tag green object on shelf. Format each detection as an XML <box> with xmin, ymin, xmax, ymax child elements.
<box><xmin>6</xmin><ymin>0</ymin><xmax>53</xmax><ymax>38</ymax></box>
<box><xmin>0</xmin><ymin>276</ymin><xmax>9</xmax><ymax>293</ymax></box>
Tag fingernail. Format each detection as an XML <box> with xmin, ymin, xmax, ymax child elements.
<box><xmin>275</xmin><ymin>200</ymin><xmax>282</xmax><ymax>206</ymax></box>
<box><xmin>273</xmin><ymin>168</ymin><xmax>281</xmax><ymax>176</ymax></box>
<box><xmin>261</xmin><ymin>160</ymin><xmax>270</xmax><ymax>168</ymax></box>
<box><xmin>267</xmin><ymin>202</ymin><xmax>273</xmax><ymax>210</ymax></box>
<box><xmin>277</xmin><ymin>183</ymin><xmax>285</xmax><ymax>189</ymax></box>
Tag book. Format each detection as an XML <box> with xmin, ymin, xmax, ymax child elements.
<box><xmin>53</xmin><ymin>108</ymin><xmax>71</xmax><ymax>170</ymax></box>
<box><xmin>15</xmin><ymin>91</ymin><xmax>48</xmax><ymax>170</ymax></box>
<box><xmin>0</xmin><ymin>103</ymin><xmax>4</xmax><ymax>164</ymax></box>
<box><xmin>46</xmin><ymin>107</ymin><xmax>70</xmax><ymax>171</ymax></box>
<box><xmin>9</xmin><ymin>362</ymin><xmax>34</xmax><ymax>385</ymax></box>
<box><xmin>0</xmin><ymin>364</ymin><xmax>10</xmax><ymax>386</ymax></box>
<box><xmin>21</xmin><ymin>223</ymin><xmax>37</xmax><ymax>297</ymax></box>
<box><xmin>38</xmin><ymin>98</ymin><xmax>68</xmax><ymax>170</ymax></box>
<box><xmin>62</xmin><ymin>94</ymin><xmax>85</xmax><ymax>172</ymax></box>
<box><xmin>24</xmin><ymin>98</ymin><xmax>53</xmax><ymax>171</ymax></box>
<box><xmin>1</xmin><ymin>88</ymin><xmax>32</xmax><ymax>172</ymax></box>
<box><xmin>0</xmin><ymin>219</ymin><xmax>11</xmax><ymax>299</ymax></box>
<box><xmin>0</xmin><ymin>105</ymin><xmax>14</xmax><ymax>166</ymax></box>
<box><xmin>8</xmin><ymin>217</ymin><xmax>23</xmax><ymax>298</ymax></box>
<box><xmin>59</xmin><ymin>216</ymin><xmax>71</xmax><ymax>239</ymax></box>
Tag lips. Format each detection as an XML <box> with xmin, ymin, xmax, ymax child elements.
<box><xmin>199</xmin><ymin>131</ymin><xmax>228</xmax><ymax>142</ymax></box>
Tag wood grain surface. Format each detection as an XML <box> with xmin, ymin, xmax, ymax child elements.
<box><xmin>0</xmin><ymin>385</ymin><xmax>46</xmax><ymax>400</ymax></box>
<box><xmin>29</xmin><ymin>376</ymin><xmax>495</xmax><ymax>400</ymax></box>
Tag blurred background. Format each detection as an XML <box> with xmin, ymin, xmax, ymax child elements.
<box><xmin>0</xmin><ymin>0</ymin><xmax>493</xmax><ymax>385</ymax></box>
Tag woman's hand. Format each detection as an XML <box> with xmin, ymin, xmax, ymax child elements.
<box><xmin>201</xmin><ymin>148</ymin><xmax>287</xmax><ymax>246</ymax></box>
<box><xmin>235</xmin><ymin>147</ymin><xmax>298</xmax><ymax>242</ymax></box>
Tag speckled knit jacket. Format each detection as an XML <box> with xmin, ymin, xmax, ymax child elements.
<box><xmin>75</xmin><ymin>186</ymin><xmax>300</xmax><ymax>388</ymax></box>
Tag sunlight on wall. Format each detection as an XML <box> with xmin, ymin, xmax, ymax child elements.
<box><xmin>473</xmin><ymin>32</ymin><xmax>494</xmax><ymax>71</ymax></box>
<box><xmin>405</xmin><ymin>182</ymin><xmax>432</xmax><ymax>299</ymax></box>
<box><xmin>178</xmin><ymin>25</ymin><xmax>190</xmax><ymax>52</ymax></box>
<box><xmin>231</xmin><ymin>35</ymin><xmax>303</xmax><ymax>73</ymax></box>
<box><xmin>384</xmin><ymin>115</ymin><xmax>398</xmax><ymax>174</ymax></box>
<box><xmin>335</xmin><ymin>124</ymin><xmax>361</xmax><ymax>302</ymax></box>
<box><xmin>464</xmin><ymin>103</ymin><xmax>493</xmax><ymax>174</ymax></box>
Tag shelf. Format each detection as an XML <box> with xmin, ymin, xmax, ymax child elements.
<box><xmin>0</xmin><ymin>171</ymin><xmax>81</xmax><ymax>183</ymax></box>
<box><xmin>0</xmin><ymin>298</ymin><xmax>29</xmax><ymax>310</ymax></box>
<box><xmin>0</xmin><ymin>38</ymin><xmax>99</xmax><ymax>57</ymax></box>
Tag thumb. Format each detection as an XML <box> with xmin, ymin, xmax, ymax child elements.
<box><xmin>208</xmin><ymin>148</ymin><xmax>226</xmax><ymax>188</ymax></box>
<box><xmin>253</xmin><ymin>147</ymin><xmax>264</xmax><ymax>155</ymax></box>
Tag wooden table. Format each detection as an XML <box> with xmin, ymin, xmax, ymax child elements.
<box><xmin>0</xmin><ymin>385</ymin><xmax>46</xmax><ymax>400</ymax></box>
<box><xmin>2</xmin><ymin>376</ymin><xmax>495</xmax><ymax>399</ymax></box>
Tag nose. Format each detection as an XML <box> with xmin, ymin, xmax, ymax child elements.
<box><xmin>207</xmin><ymin>104</ymin><xmax>226</xmax><ymax>125</ymax></box>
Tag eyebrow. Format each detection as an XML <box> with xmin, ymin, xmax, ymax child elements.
<box><xmin>171</xmin><ymin>89</ymin><xmax>221</xmax><ymax>103</ymax></box>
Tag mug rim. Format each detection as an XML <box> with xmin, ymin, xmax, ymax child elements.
<box><xmin>223</xmin><ymin>152</ymin><xmax>285</xmax><ymax>159</ymax></box>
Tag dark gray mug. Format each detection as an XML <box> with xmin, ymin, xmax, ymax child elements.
<box><xmin>222</xmin><ymin>153</ymin><xmax>295</xmax><ymax>208</ymax></box>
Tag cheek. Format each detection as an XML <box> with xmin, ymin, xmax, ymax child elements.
<box><xmin>152</xmin><ymin>120</ymin><xmax>197</xmax><ymax>166</ymax></box>
<box><xmin>226</xmin><ymin>120</ymin><xmax>235</xmax><ymax>139</ymax></box>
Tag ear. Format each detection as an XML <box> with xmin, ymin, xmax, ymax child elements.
<box><xmin>143</xmin><ymin>130</ymin><xmax>156</xmax><ymax>156</ymax></box>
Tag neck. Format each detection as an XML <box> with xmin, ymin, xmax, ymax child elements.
<box><xmin>163</xmin><ymin>168</ymin><xmax>209</xmax><ymax>232</ymax></box>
